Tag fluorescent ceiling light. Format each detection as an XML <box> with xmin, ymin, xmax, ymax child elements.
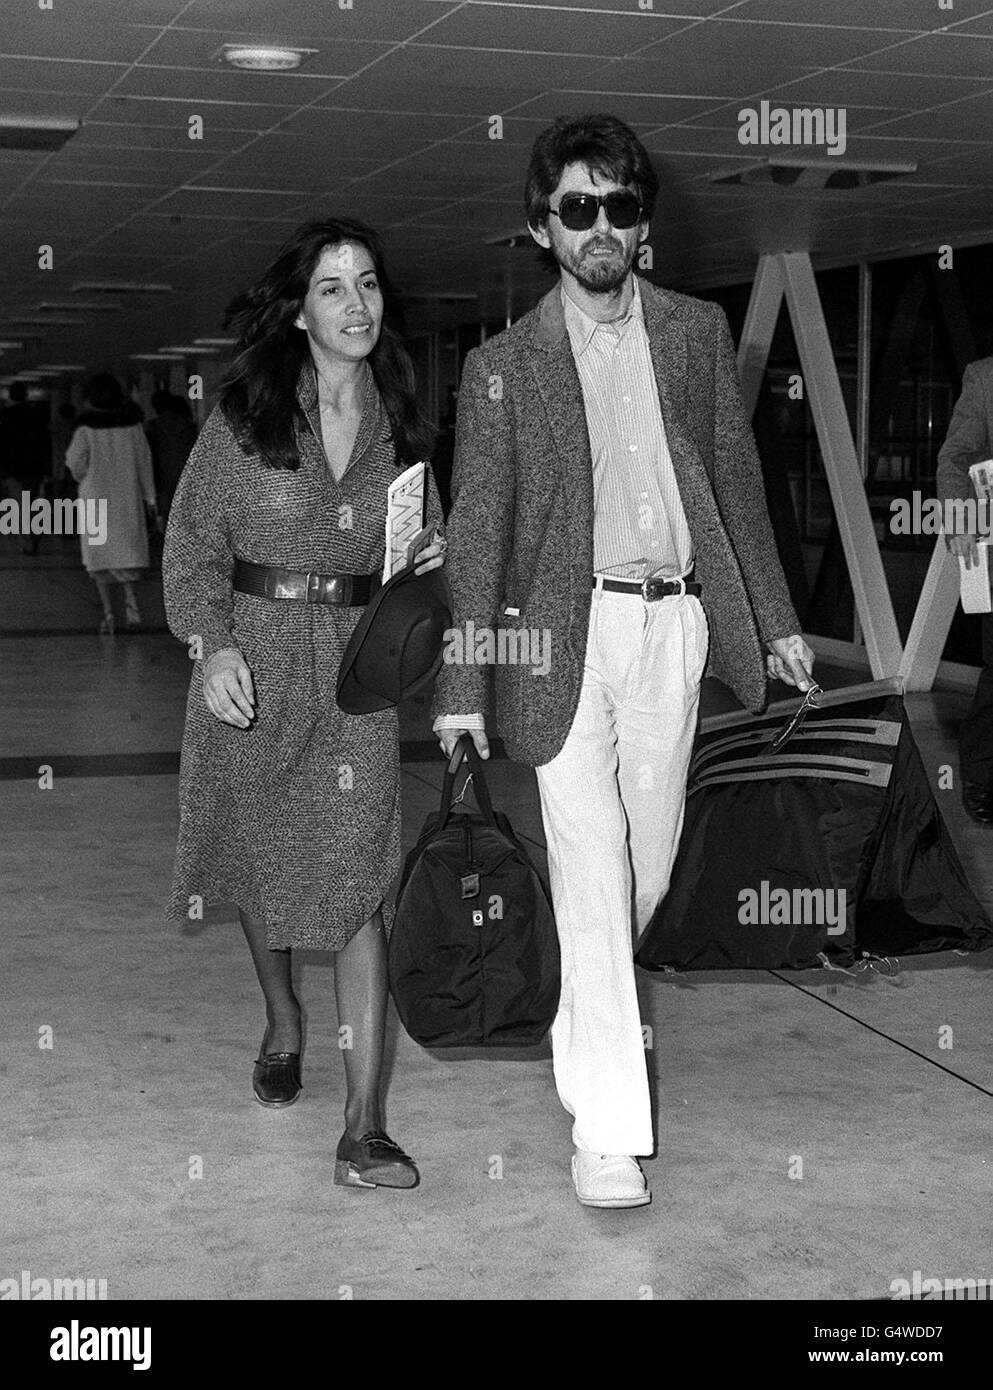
<box><xmin>216</xmin><ymin>43</ymin><xmax>317</xmax><ymax>71</ymax></box>
<box><xmin>159</xmin><ymin>345</ymin><xmax>219</xmax><ymax>355</ymax></box>
<box><xmin>71</xmin><ymin>281</ymin><xmax>172</xmax><ymax>294</ymax></box>
<box><xmin>0</xmin><ymin>115</ymin><xmax>79</xmax><ymax>151</ymax></box>
<box><xmin>0</xmin><ymin>340</ymin><xmax>25</xmax><ymax>350</ymax></box>
<box><xmin>37</xmin><ymin>300</ymin><xmax>122</xmax><ymax>313</ymax></box>
<box><xmin>194</xmin><ymin>337</ymin><xmax>236</xmax><ymax>347</ymax></box>
<box><xmin>36</xmin><ymin>364</ymin><xmax>86</xmax><ymax>372</ymax></box>
<box><xmin>129</xmin><ymin>353</ymin><xmax>185</xmax><ymax>361</ymax></box>
<box><xmin>11</xmin><ymin>316</ymin><xmax>83</xmax><ymax>326</ymax></box>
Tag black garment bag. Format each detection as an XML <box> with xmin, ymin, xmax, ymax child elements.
<box><xmin>636</xmin><ymin>679</ymin><xmax>993</xmax><ymax>972</ymax></box>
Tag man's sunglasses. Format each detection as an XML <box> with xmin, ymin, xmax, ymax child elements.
<box><xmin>548</xmin><ymin>191</ymin><xmax>643</xmax><ymax>232</ymax></box>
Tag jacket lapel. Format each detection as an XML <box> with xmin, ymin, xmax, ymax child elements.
<box><xmin>527</xmin><ymin>287</ymin><xmax>593</xmax><ymax>506</ymax></box>
<box><xmin>640</xmin><ymin>280</ymin><xmax>715</xmax><ymax>489</ymax></box>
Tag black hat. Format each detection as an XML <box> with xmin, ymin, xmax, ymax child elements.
<box><xmin>336</xmin><ymin>565</ymin><xmax>452</xmax><ymax>714</ymax></box>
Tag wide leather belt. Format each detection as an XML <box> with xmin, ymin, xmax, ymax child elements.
<box><xmin>233</xmin><ymin>558</ymin><xmax>381</xmax><ymax>606</ymax></box>
<box><xmin>594</xmin><ymin>572</ymin><xmax>701</xmax><ymax>601</ymax></box>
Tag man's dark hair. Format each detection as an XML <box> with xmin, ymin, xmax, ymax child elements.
<box><xmin>524</xmin><ymin>112</ymin><xmax>659</xmax><ymax>230</ymax></box>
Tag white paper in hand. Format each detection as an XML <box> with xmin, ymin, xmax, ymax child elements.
<box><xmin>383</xmin><ymin>461</ymin><xmax>425</xmax><ymax>583</ymax></box>
<box><xmin>959</xmin><ymin>538</ymin><xmax>992</xmax><ymax>614</ymax></box>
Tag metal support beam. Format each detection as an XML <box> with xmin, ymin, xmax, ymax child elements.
<box><xmin>779</xmin><ymin>251</ymin><xmax>903</xmax><ymax>677</ymax></box>
<box><xmin>737</xmin><ymin>253</ymin><xmax>785</xmax><ymax>420</ymax></box>
<box><xmin>898</xmin><ymin>537</ymin><xmax>963</xmax><ymax>690</ymax></box>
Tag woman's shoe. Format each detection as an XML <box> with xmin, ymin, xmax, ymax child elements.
<box><xmin>252</xmin><ymin>1029</ymin><xmax>302</xmax><ymax>1108</ymax></box>
<box><xmin>98</xmin><ymin>613</ymin><xmax>115</xmax><ymax>635</ymax></box>
<box><xmin>333</xmin><ymin>1130</ymin><xmax>419</xmax><ymax>1189</ymax></box>
<box><xmin>124</xmin><ymin>596</ymin><xmax>142</xmax><ymax>632</ymax></box>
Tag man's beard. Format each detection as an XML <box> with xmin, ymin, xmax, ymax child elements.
<box><xmin>557</xmin><ymin>234</ymin><xmax>636</xmax><ymax>294</ymax></box>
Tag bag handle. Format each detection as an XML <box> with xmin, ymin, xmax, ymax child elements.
<box><xmin>436</xmin><ymin>735</ymin><xmax>498</xmax><ymax>830</ymax></box>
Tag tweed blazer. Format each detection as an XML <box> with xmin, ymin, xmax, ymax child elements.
<box><xmin>936</xmin><ymin>355</ymin><xmax>993</xmax><ymax>515</ymax></box>
<box><xmin>431</xmin><ymin>276</ymin><xmax>800</xmax><ymax>768</ymax></box>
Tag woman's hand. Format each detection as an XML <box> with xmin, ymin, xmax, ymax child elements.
<box><xmin>203</xmin><ymin>647</ymin><xmax>255</xmax><ymax>728</ymax></box>
<box><xmin>413</xmin><ymin>528</ymin><xmax>447</xmax><ymax>575</ymax></box>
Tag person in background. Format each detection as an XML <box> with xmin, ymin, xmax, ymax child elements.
<box><xmin>65</xmin><ymin>373</ymin><xmax>158</xmax><ymax>633</ymax></box>
<box><xmin>146</xmin><ymin>390</ymin><xmax>198</xmax><ymax>524</ymax></box>
<box><xmin>50</xmin><ymin>401</ymin><xmax>77</xmax><ymax>501</ymax></box>
<box><xmin>0</xmin><ymin>382</ymin><xmax>50</xmax><ymax>554</ymax></box>
<box><xmin>936</xmin><ymin>355</ymin><xmax>993</xmax><ymax>823</ymax></box>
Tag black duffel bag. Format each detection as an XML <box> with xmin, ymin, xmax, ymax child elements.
<box><xmin>389</xmin><ymin>736</ymin><xmax>560</xmax><ymax>1046</ymax></box>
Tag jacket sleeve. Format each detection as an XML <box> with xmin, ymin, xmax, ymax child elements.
<box><xmin>936</xmin><ymin>362</ymin><xmax>991</xmax><ymax>526</ymax></box>
<box><xmin>430</xmin><ymin>346</ymin><xmax>516</xmax><ymax>722</ymax></box>
<box><xmin>711</xmin><ymin>305</ymin><xmax>801</xmax><ymax>645</ymax></box>
<box><xmin>161</xmin><ymin>408</ymin><xmax>238</xmax><ymax>662</ymax></box>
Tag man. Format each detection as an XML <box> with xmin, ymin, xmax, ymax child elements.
<box><xmin>432</xmin><ymin>113</ymin><xmax>814</xmax><ymax>1210</ymax></box>
<box><xmin>936</xmin><ymin>356</ymin><xmax>993</xmax><ymax>823</ymax></box>
<box><xmin>0</xmin><ymin>382</ymin><xmax>49</xmax><ymax>554</ymax></box>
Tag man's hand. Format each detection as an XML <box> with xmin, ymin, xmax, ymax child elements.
<box><xmin>438</xmin><ymin>727</ymin><xmax>490</xmax><ymax>761</ymax></box>
<box><xmin>949</xmin><ymin>533</ymin><xmax>980</xmax><ymax>568</ymax></box>
<box><xmin>766</xmin><ymin>634</ymin><xmax>816</xmax><ymax>691</ymax></box>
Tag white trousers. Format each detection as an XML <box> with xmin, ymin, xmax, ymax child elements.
<box><xmin>535</xmin><ymin>585</ymin><xmax>709</xmax><ymax>1155</ymax></box>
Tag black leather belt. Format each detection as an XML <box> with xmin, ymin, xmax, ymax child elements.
<box><xmin>233</xmin><ymin>558</ymin><xmax>381</xmax><ymax>606</ymax></box>
<box><xmin>594</xmin><ymin>572</ymin><xmax>701</xmax><ymax>601</ymax></box>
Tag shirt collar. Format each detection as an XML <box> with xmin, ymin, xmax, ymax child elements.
<box><xmin>561</xmin><ymin>275</ymin><xmax>643</xmax><ymax>357</ymax></box>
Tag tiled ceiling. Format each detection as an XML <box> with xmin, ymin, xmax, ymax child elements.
<box><xmin>2</xmin><ymin>0</ymin><xmax>993</xmax><ymax>379</ymax></box>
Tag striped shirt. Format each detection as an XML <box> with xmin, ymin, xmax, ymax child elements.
<box><xmin>562</xmin><ymin>277</ymin><xmax>693</xmax><ymax>582</ymax></box>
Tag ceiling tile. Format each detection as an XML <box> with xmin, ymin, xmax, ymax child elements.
<box><xmin>0</xmin><ymin>56</ymin><xmax>129</xmax><ymax>95</ymax></box>
<box><xmin>87</xmin><ymin>94</ymin><xmax>299</xmax><ymax>131</ymax></box>
<box><xmin>736</xmin><ymin>0</ymin><xmax>947</xmax><ymax>28</ymax></box>
<box><xmin>177</xmin><ymin>0</ymin><xmax>463</xmax><ymax>42</ymax></box>
<box><xmin>417</xmin><ymin>4</ymin><xmax>689</xmax><ymax>56</ymax></box>
<box><xmin>136</xmin><ymin>29</ymin><xmax>390</xmax><ymax>77</ymax></box>
<box><xmin>846</xmin><ymin>32</ymin><xmax>993</xmax><ymax>78</ymax></box>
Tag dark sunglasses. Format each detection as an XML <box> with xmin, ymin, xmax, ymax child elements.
<box><xmin>548</xmin><ymin>190</ymin><xmax>643</xmax><ymax>232</ymax></box>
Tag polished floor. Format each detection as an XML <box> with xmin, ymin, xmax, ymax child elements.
<box><xmin>2</xmin><ymin>535</ymin><xmax>991</xmax><ymax>1301</ymax></box>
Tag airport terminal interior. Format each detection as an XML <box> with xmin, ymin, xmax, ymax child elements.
<box><xmin>2</xmin><ymin>0</ymin><xmax>993</xmax><ymax>1301</ymax></box>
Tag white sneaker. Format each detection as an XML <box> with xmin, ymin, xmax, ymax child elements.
<box><xmin>571</xmin><ymin>1150</ymin><xmax>651</xmax><ymax>1208</ymax></box>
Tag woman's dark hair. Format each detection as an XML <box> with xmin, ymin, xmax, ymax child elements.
<box><xmin>220</xmin><ymin>216</ymin><xmax>433</xmax><ymax>470</ymax></box>
<box><xmin>524</xmin><ymin>112</ymin><xmax>659</xmax><ymax>230</ymax></box>
<box><xmin>84</xmin><ymin>372</ymin><xmax>125</xmax><ymax>411</ymax></box>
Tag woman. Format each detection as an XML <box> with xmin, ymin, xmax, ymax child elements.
<box><xmin>162</xmin><ymin>217</ymin><xmax>445</xmax><ymax>1190</ymax></box>
<box><xmin>65</xmin><ymin>373</ymin><xmax>157</xmax><ymax>632</ymax></box>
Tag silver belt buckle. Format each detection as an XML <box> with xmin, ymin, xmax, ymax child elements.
<box><xmin>306</xmin><ymin>570</ymin><xmax>320</xmax><ymax>603</ymax></box>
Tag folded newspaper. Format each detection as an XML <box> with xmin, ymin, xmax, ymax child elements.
<box><xmin>958</xmin><ymin>461</ymin><xmax>993</xmax><ymax>613</ymax></box>
<box><xmin>383</xmin><ymin>461</ymin><xmax>432</xmax><ymax>584</ymax></box>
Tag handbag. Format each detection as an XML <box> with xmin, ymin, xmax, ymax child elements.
<box><xmin>389</xmin><ymin>736</ymin><xmax>560</xmax><ymax>1046</ymax></box>
<box><xmin>636</xmin><ymin>678</ymin><xmax>993</xmax><ymax>972</ymax></box>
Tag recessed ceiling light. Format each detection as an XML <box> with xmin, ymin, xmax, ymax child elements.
<box><xmin>708</xmin><ymin>156</ymin><xmax>918</xmax><ymax>189</ymax></box>
<box><xmin>0</xmin><ymin>115</ymin><xmax>79</xmax><ymax>151</ymax></box>
<box><xmin>216</xmin><ymin>43</ymin><xmax>317</xmax><ymax>71</ymax></box>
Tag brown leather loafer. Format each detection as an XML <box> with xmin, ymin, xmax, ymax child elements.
<box><xmin>252</xmin><ymin>1030</ymin><xmax>302</xmax><ymax>1108</ymax></box>
<box><xmin>333</xmin><ymin>1130</ymin><xmax>419</xmax><ymax>1189</ymax></box>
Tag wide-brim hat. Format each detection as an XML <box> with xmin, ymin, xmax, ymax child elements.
<box><xmin>336</xmin><ymin>564</ymin><xmax>452</xmax><ymax>714</ymax></box>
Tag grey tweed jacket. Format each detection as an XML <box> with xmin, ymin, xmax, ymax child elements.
<box><xmin>936</xmin><ymin>355</ymin><xmax>993</xmax><ymax>513</ymax></box>
<box><xmin>431</xmin><ymin>276</ymin><xmax>800</xmax><ymax>767</ymax></box>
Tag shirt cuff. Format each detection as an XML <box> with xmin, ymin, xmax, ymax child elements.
<box><xmin>432</xmin><ymin>713</ymin><xmax>485</xmax><ymax>732</ymax></box>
